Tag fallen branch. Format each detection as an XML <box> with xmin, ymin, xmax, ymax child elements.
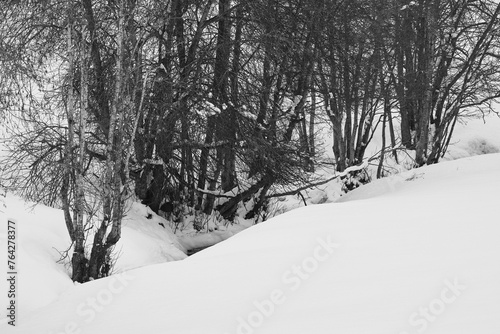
<box><xmin>267</xmin><ymin>160</ymin><xmax>369</xmax><ymax>198</ymax></box>
<box><xmin>196</xmin><ymin>188</ymin><xmax>235</xmax><ymax>198</ymax></box>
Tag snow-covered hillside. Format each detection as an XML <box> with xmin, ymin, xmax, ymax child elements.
<box><xmin>276</xmin><ymin>113</ymin><xmax>500</xmax><ymax>210</ymax></box>
<box><xmin>0</xmin><ymin>199</ymin><xmax>186</xmax><ymax>319</ymax></box>
<box><xmin>1</xmin><ymin>152</ymin><xmax>499</xmax><ymax>333</ymax></box>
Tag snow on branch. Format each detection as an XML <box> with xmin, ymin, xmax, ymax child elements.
<box><xmin>267</xmin><ymin>160</ymin><xmax>369</xmax><ymax>198</ymax></box>
<box><xmin>196</xmin><ymin>188</ymin><xmax>235</xmax><ymax>198</ymax></box>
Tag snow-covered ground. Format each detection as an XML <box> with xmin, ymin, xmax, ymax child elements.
<box><xmin>1</xmin><ymin>151</ymin><xmax>500</xmax><ymax>333</ymax></box>
<box><xmin>275</xmin><ymin>113</ymin><xmax>500</xmax><ymax>211</ymax></box>
<box><xmin>0</xmin><ymin>199</ymin><xmax>187</xmax><ymax>319</ymax></box>
<box><xmin>443</xmin><ymin>114</ymin><xmax>500</xmax><ymax>160</ymax></box>
<box><xmin>0</xmin><ymin>113</ymin><xmax>499</xmax><ymax>333</ymax></box>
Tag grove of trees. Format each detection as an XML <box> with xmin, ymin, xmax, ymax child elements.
<box><xmin>1</xmin><ymin>0</ymin><xmax>499</xmax><ymax>282</ymax></box>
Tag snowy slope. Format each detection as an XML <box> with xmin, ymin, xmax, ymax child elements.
<box><xmin>273</xmin><ymin>113</ymin><xmax>500</xmax><ymax>212</ymax></box>
<box><xmin>443</xmin><ymin>114</ymin><xmax>500</xmax><ymax>161</ymax></box>
<box><xmin>2</xmin><ymin>153</ymin><xmax>499</xmax><ymax>333</ymax></box>
<box><xmin>0</xmin><ymin>199</ymin><xmax>186</xmax><ymax>319</ymax></box>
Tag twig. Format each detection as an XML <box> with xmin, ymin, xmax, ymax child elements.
<box><xmin>297</xmin><ymin>191</ymin><xmax>307</xmax><ymax>206</ymax></box>
<box><xmin>54</xmin><ymin>241</ymin><xmax>74</xmax><ymax>264</ymax></box>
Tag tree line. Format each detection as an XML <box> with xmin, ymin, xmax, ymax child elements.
<box><xmin>1</xmin><ymin>0</ymin><xmax>499</xmax><ymax>282</ymax></box>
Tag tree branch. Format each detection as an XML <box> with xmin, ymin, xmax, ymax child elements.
<box><xmin>267</xmin><ymin>161</ymin><xmax>368</xmax><ymax>198</ymax></box>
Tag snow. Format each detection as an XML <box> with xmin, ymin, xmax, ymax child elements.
<box><xmin>0</xmin><ymin>199</ymin><xmax>74</xmax><ymax>315</ymax></box>
<box><xmin>443</xmin><ymin>115</ymin><xmax>500</xmax><ymax>161</ymax></box>
<box><xmin>177</xmin><ymin>229</ymin><xmax>243</xmax><ymax>252</ymax></box>
<box><xmin>0</xmin><ymin>199</ymin><xmax>186</xmax><ymax>319</ymax></box>
<box><xmin>1</xmin><ymin>152</ymin><xmax>500</xmax><ymax>333</ymax></box>
<box><xmin>114</xmin><ymin>203</ymin><xmax>187</xmax><ymax>271</ymax></box>
<box><xmin>0</xmin><ymin>109</ymin><xmax>499</xmax><ymax>333</ymax></box>
<box><xmin>298</xmin><ymin>113</ymin><xmax>500</xmax><ymax>209</ymax></box>
<box><xmin>240</xmin><ymin>110</ymin><xmax>257</xmax><ymax>121</ymax></box>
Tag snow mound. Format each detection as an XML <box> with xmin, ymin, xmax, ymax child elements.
<box><xmin>0</xmin><ymin>198</ymin><xmax>186</xmax><ymax>319</ymax></box>
<box><xmin>0</xmin><ymin>197</ymin><xmax>74</xmax><ymax>316</ymax></box>
<box><xmin>115</xmin><ymin>202</ymin><xmax>187</xmax><ymax>272</ymax></box>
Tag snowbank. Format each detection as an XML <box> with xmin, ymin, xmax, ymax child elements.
<box><xmin>0</xmin><ymin>198</ymin><xmax>186</xmax><ymax>319</ymax></box>
<box><xmin>2</xmin><ymin>153</ymin><xmax>499</xmax><ymax>333</ymax></box>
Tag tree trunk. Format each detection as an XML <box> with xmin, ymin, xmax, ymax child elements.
<box><xmin>87</xmin><ymin>0</ymin><xmax>127</xmax><ymax>280</ymax></box>
<box><xmin>214</xmin><ymin>0</ymin><xmax>236</xmax><ymax>193</ymax></box>
<box><xmin>415</xmin><ymin>0</ymin><xmax>439</xmax><ymax>166</ymax></box>
<box><xmin>64</xmin><ymin>14</ymin><xmax>88</xmax><ymax>283</ymax></box>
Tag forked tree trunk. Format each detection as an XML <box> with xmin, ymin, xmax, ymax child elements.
<box><xmin>86</xmin><ymin>0</ymin><xmax>127</xmax><ymax>280</ymax></box>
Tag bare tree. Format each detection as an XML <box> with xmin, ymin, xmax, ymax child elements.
<box><xmin>393</xmin><ymin>0</ymin><xmax>500</xmax><ymax>165</ymax></box>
